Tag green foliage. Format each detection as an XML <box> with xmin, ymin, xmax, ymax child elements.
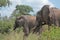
<box><xmin>0</xmin><ymin>0</ymin><xmax>10</xmax><ymax>7</ymax></box>
<box><xmin>11</xmin><ymin>5</ymin><xmax>33</xmax><ymax>17</ymax></box>
<box><xmin>0</xmin><ymin>26</ymin><xmax>60</xmax><ymax>40</ymax></box>
<box><xmin>16</xmin><ymin>5</ymin><xmax>33</xmax><ymax>13</ymax></box>
<box><xmin>0</xmin><ymin>16</ymin><xmax>60</xmax><ymax>40</ymax></box>
<box><xmin>0</xmin><ymin>16</ymin><xmax>14</xmax><ymax>34</ymax></box>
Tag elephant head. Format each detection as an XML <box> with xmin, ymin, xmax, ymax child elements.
<box><xmin>13</xmin><ymin>16</ymin><xmax>25</xmax><ymax>30</ymax></box>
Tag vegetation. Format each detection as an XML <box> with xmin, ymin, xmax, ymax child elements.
<box><xmin>11</xmin><ymin>5</ymin><xmax>33</xmax><ymax>17</ymax></box>
<box><xmin>0</xmin><ymin>2</ymin><xmax>60</xmax><ymax>40</ymax></box>
<box><xmin>0</xmin><ymin>26</ymin><xmax>60</xmax><ymax>40</ymax></box>
<box><xmin>0</xmin><ymin>0</ymin><xmax>10</xmax><ymax>7</ymax></box>
<box><xmin>0</xmin><ymin>4</ymin><xmax>33</xmax><ymax>34</ymax></box>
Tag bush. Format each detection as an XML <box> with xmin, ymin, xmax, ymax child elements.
<box><xmin>0</xmin><ymin>20</ymin><xmax>14</xmax><ymax>34</ymax></box>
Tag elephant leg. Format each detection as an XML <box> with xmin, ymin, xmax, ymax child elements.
<box><xmin>52</xmin><ymin>16</ymin><xmax>57</xmax><ymax>28</ymax></box>
<box><xmin>55</xmin><ymin>19</ymin><xmax>59</xmax><ymax>27</ymax></box>
<box><xmin>13</xmin><ymin>26</ymin><xmax>18</xmax><ymax>30</ymax></box>
<box><xmin>23</xmin><ymin>23</ymin><xmax>29</xmax><ymax>40</ymax></box>
<box><xmin>47</xmin><ymin>17</ymin><xmax>51</xmax><ymax>30</ymax></box>
<box><xmin>33</xmin><ymin>22</ymin><xmax>41</xmax><ymax>34</ymax></box>
<box><xmin>38</xmin><ymin>21</ymin><xmax>42</xmax><ymax>35</ymax></box>
<box><xmin>57</xmin><ymin>18</ymin><xmax>60</xmax><ymax>27</ymax></box>
<box><xmin>36</xmin><ymin>19</ymin><xmax>42</xmax><ymax>34</ymax></box>
<box><xmin>23</xmin><ymin>34</ymin><xmax>28</xmax><ymax>40</ymax></box>
<box><xmin>37</xmin><ymin>22</ymin><xmax>42</xmax><ymax>40</ymax></box>
<box><xmin>23</xmin><ymin>28</ymin><xmax>29</xmax><ymax>40</ymax></box>
<box><xmin>23</xmin><ymin>29</ymin><xmax>29</xmax><ymax>40</ymax></box>
<box><xmin>59</xmin><ymin>19</ymin><xmax>60</xmax><ymax>27</ymax></box>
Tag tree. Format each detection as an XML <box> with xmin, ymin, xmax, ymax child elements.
<box><xmin>11</xmin><ymin>5</ymin><xmax>34</xmax><ymax>17</ymax></box>
<box><xmin>0</xmin><ymin>0</ymin><xmax>10</xmax><ymax>7</ymax></box>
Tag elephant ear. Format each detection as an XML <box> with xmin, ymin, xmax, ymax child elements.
<box><xmin>42</xmin><ymin>5</ymin><xmax>50</xmax><ymax>12</ymax></box>
<box><xmin>16</xmin><ymin>15</ymin><xmax>24</xmax><ymax>20</ymax></box>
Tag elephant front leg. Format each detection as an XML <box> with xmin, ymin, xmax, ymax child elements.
<box><xmin>47</xmin><ymin>16</ymin><xmax>51</xmax><ymax>30</ymax></box>
<box><xmin>23</xmin><ymin>33</ymin><xmax>29</xmax><ymax>40</ymax></box>
<box><xmin>23</xmin><ymin>26</ymin><xmax>29</xmax><ymax>40</ymax></box>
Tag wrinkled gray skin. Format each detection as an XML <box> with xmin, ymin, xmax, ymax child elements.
<box><xmin>13</xmin><ymin>15</ymin><xmax>36</xmax><ymax>40</ymax></box>
<box><xmin>34</xmin><ymin>5</ymin><xmax>51</xmax><ymax>34</ymax></box>
<box><xmin>49</xmin><ymin>8</ymin><xmax>60</xmax><ymax>27</ymax></box>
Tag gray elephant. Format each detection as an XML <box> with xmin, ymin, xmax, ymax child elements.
<box><xmin>49</xmin><ymin>7</ymin><xmax>60</xmax><ymax>27</ymax></box>
<box><xmin>13</xmin><ymin>15</ymin><xmax>36</xmax><ymax>40</ymax></box>
<box><xmin>34</xmin><ymin>5</ymin><xmax>51</xmax><ymax>34</ymax></box>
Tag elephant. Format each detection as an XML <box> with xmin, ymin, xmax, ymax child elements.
<box><xmin>34</xmin><ymin>5</ymin><xmax>60</xmax><ymax>34</ymax></box>
<box><xmin>34</xmin><ymin>5</ymin><xmax>52</xmax><ymax>34</ymax></box>
<box><xmin>49</xmin><ymin>7</ymin><xmax>60</xmax><ymax>27</ymax></box>
<box><xmin>13</xmin><ymin>15</ymin><xmax>37</xmax><ymax>40</ymax></box>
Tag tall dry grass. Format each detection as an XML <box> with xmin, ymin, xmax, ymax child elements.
<box><xmin>0</xmin><ymin>25</ymin><xmax>60</xmax><ymax>40</ymax></box>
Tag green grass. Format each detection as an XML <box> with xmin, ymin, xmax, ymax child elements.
<box><xmin>0</xmin><ymin>25</ymin><xmax>60</xmax><ymax>40</ymax></box>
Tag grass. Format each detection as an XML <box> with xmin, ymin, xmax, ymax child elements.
<box><xmin>0</xmin><ymin>25</ymin><xmax>60</xmax><ymax>40</ymax></box>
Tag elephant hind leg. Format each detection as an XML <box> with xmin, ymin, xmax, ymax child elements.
<box><xmin>59</xmin><ymin>21</ymin><xmax>60</xmax><ymax>27</ymax></box>
<box><xmin>58</xmin><ymin>18</ymin><xmax>60</xmax><ymax>27</ymax></box>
